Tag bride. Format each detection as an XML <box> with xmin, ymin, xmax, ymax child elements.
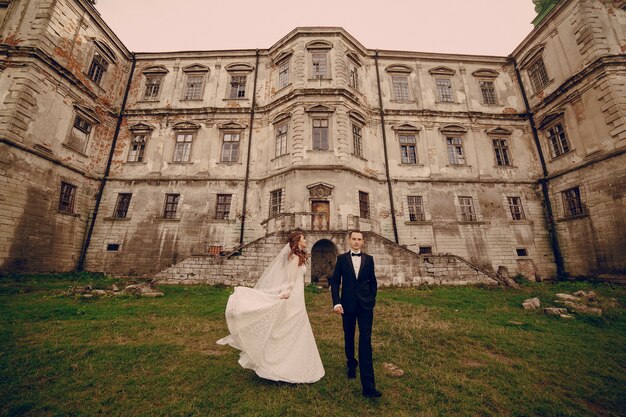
<box><xmin>217</xmin><ymin>232</ymin><xmax>325</xmax><ymax>383</ymax></box>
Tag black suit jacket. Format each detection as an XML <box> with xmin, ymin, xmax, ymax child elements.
<box><xmin>329</xmin><ymin>252</ymin><xmax>377</xmax><ymax>313</ymax></box>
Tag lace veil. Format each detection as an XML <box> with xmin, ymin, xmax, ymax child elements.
<box><xmin>253</xmin><ymin>243</ymin><xmax>292</xmax><ymax>294</ymax></box>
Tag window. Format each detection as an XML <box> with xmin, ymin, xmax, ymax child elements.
<box><xmin>447</xmin><ymin>137</ymin><xmax>466</xmax><ymax>165</ymax></box>
<box><xmin>419</xmin><ymin>246</ymin><xmax>432</xmax><ymax>255</ymax></box>
<box><xmin>311</xmin><ymin>53</ymin><xmax>327</xmax><ymax>78</ymax></box>
<box><xmin>229</xmin><ymin>75</ymin><xmax>247</xmax><ymax>98</ymax></box>
<box><xmin>399</xmin><ymin>135</ymin><xmax>417</xmax><ymax>164</ymax></box>
<box><xmin>359</xmin><ymin>191</ymin><xmax>370</xmax><ymax>219</ymax></box>
<box><xmin>516</xmin><ymin>248</ymin><xmax>528</xmax><ymax>257</ymax></box>
<box><xmin>67</xmin><ymin>115</ymin><xmax>93</xmax><ymax>152</ymax></box>
<box><xmin>480</xmin><ymin>80</ymin><xmax>497</xmax><ymax>105</ymax></box>
<box><xmin>215</xmin><ymin>194</ymin><xmax>232</xmax><ymax>220</ymax></box>
<box><xmin>392</xmin><ymin>75</ymin><xmax>410</xmax><ymax>101</ymax></box>
<box><xmin>562</xmin><ymin>187</ymin><xmax>584</xmax><ymax>217</ymax></box>
<box><xmin>173</xmin><ymin>133</ymin><xmax>193</xmax><ymax>162</ymax></box>
<box><xmin>312</xmin><ymin>119</ymin><xmax>329</xmax><ymax>150</ymax></box>
<box><xmin>221</xmin><ymin>133</ymin><xmax>240</xmax><ymax>162</ymax></box>
<box><xmin>87</xmin><ymin>51</ymin><xmax>109</xmax><ymax>85</ymax></box>
<box><xmin>163</xmin><ymin>194</ymin><xmax>180</xmax><ymax>219</ymax></box>
<box><xmin>128</xmin><ymin>133</ymin><xmax>147</xmax><ymax>162</ymax></box>
<box><xmin>275</xmin><ymin>123</ymin><xmax>288</xmax><ymax>157</ymax></box>
<box><xmin>493</xmin><ymin>138</ymin><xmax>511</xmax><ymax>166</ymax></box>
<box><xmin>208</xmin><ymin>246</ymin><xmax>223</xmax><ymax>255</ymax></box>
<box><xmin>528</xmin><ymin>58</ymin><xmax>550</xmax><ymax>92</ymax></box>
<box><xmin>436</xmin><ymin>78</ymin><xmax>453</xmax><ymax>102</ymax></box>
<box><xmin>113</xmin><ymin>193</ymin><xmax>132</xmax><ymax>219</ymax></box>
<box><xmin>507</xmin><ymin>197</ymin><xmax>526</xmax><ymax>220</ymax></box>
<box><xmin>349</xmin><ymin>63</ymin><xmax>359</xmax><ymax>90</ymax></box>
<box><xmin>352</xmin><ymin>124</ymin><xmax>363</xmax><ymax>157</ymax></box>
<box><xmin>407</xmin><ymin>196</ymin><xmax>425</xmax><ymax>222</ymax></box>
<box><xmin>269</xmin><ymin>189</ymin><xmax>282</xmax><ymax>217</ymax></box>
<box><xmin>546</xmin><ymin>123</ymin><xmax>570</xmax><ymax>157</ymax></box>
<box><xmin>107</xmin><ymin>243</ymin><xmax>120</xmax><ymax>251</ymax></box>
<box><xmin>184</xmin><ymin>75</ymin><xmax>204</xmax><ymax>100</ymax></box>
<box><xmin>278</xmin><ymin>61</ymin><xmax>289</xmax><ymax>89</ymax></box>
<box><xmin>59</xmin><ymin>182</ymin><xmax>77</xmax><ymax>213</ymax></box>
<box><xmin>143</xmin><ymin>76</ymin><xmax>162</xmax><ymax>100</ymax></box>
<box><xmin>458</xmin><ymin>196</ymin><xmax>477</xmax><ymax>222</ymax></box>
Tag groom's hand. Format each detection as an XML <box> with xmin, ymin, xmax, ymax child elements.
<box><xmin>333</xmin><ymin>304</ymin><xmax>344</xmax><ymax>315</ymax></box>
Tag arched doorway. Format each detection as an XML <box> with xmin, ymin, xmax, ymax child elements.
<box><xmin>311</xmin><ymin>239</ymin><xmax>337</xmax><ymax>287</ymax></box>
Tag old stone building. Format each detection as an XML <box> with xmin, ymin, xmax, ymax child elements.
<box><xmin>1</xmin><ymin>0</ymin><xmax>624</xmax><ymax>284</ymax></box>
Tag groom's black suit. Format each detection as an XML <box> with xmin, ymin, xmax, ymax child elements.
<box><xmin>330</xmin><ymin>251</ymin><xmax>378</xmax><ymax>394</ymax></box>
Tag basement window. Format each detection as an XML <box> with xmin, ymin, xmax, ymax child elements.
<box><xmin>107</xmin><ymin>243</ymin><xmax>120</xmax><ymax>251</ymax></box>
<box><xmin>516</xmin><ymin>248</ymin><xmax>528</xmax><ymax>257</ymax></box>
<box><xmin>419</xmin><ymin>246</ymin><xmax>432</xmax><ymax>255</ymax></box>
<box><xmin>208</xmin><ymin>246</ymin><xmax>223</xmax><ymax>255</ymax></box>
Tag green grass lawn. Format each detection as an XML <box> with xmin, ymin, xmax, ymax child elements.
<box><xmin>1</xmin><ymin>273</ymin><xmax>625</xmax><ymax>417</ymax></box>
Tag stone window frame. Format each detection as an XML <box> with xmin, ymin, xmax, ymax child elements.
<box><xmin>271</xmin><ymin>113</ymin><xmax>291</xmax><ymax>159</ymax></box>
<box><xmin>559</xmin><ymin>186</ymin><xmax>587</xmax><ymax>219</ymax></box>
<box><xmin>171</xmin><ymin>121</ymin><xmax>200</xmax><ymax>164</ymax></box>
<box><xmin>358</xmin><ymin>190</ymin><xmax>370</xmax><ymax>219</ymax></box>
<box><xmin>346</xmin><ymin>51</ymin><xmax>363</xmax><ymax>91</ymax></box>
<box><xmin>162</xmin><ymin>193</ymin><xmax>181</xmax><ymax>220</ymax></box>
<box><xmin>64</xmin><ymin>105</ymin><xmax>100</xmax><ymax>156</ymax></box>
<box><xmin>406</xmin><ymin>195</ymin><xmax>426</xmax><ymax>222</ymax></box>
<box><xmin>385</xmin><ymin>64</ymin><xmax>414</xmax><ymax>102</ymax></box>
<box><xmin>181</xmin><ymin>64</ymin><xmax>209</xmax><ymax>101</ymax></box>
<box><xmin>140</xmin><ymin>66</ymin><xmax>168</xmax><ymax>101</ymax></box>
<box><xmin>519</xmin><ymin>44</ymin><xmax>553</xmax><ymax>96</ymax></box>
<box><xmin>506</xmin><ymin>196</ymin><xmax>526</xmax><ymax>221</ymax></box>
<box><xmin>86</xmin><ymin>39</ymin><xmax>117</xmax><ymax>87</ymax></box>
<box><xmin>269</xmin><ymin>188</ymin><xmax>284</xmax><ymax>218</ymax></box>
<box><xmin>454</xmin><ymin>192</ymin><xmax>483</xmax><ymax>223</ymax></box>
<box><xmin>349</xmin><ymin>110</ymin><xmax>366</xmax><ymax>159</ymax></box>
<box><xmin>486</xmin><ymin>127</ymin><xmax>515</xmax><ymax>167</ymax></box>
<box><xmin>217</xmin><ymin>121</ymin><xmax>246</xmax><ymax>163</ymax></box>
<box><xmin>472</xmin><ymin>69</ymin><xmax>500</xmax><ymax>106</ymax></box>
<box><xmin>126</xmin><ymin>123</ymin><xmax>154</xmax><ymax>163</ymax></box>
<box><xmin>113</xmin><ymin>193</ymin><xmax>132</xmax><ymax>219</ymax></box>
<box><xmin>58</xmin><ymin>181</ymin><xmax>78</xmax><ymax>215</ymax></box>
<box><xmin>393</xmin><ymin>124</ymin><xmax>421</xmax><ymax>165</ymax></box>
<box><xmin>305</xmin><ymin>105</ymin><xmax>335</xmax><ymax>152</ymax></box>
<box><xmin>538</xmin><ymin>112</ymin><xmax>573</xmax><ymax>160</ymax></box>
<box><xmin>429</xmin><ymin>66</ymin><xmax>457</xmax><ymax>104</ymax></box>
<box><xmin>215</xmin><ymin>193</ymin><xmax>233</xmax><ymax>220</ymax></box>
<box><xmin>273</xmin><ymin>50</ymin><xmax>293</xmax><ymax>91</ymax></box>
<box><xmin>306</xmin><ymin>40</ymin><xmax>333</xmax><ymax>80</ymax></box>
<box><xmin>225</xmin><ymin>63</ymin><xmax>254</xmax><ymax>100</ymax></box>
<box><xmin>440</xmin><ymin>124</ymin><xmax>469</xmax><ymax>167</ymax></box>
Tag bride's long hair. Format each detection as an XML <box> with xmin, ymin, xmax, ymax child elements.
<box><xmin>288</xmin><ymin>231</ymin><xmax>309</xmax><ymax>266</ymax></box>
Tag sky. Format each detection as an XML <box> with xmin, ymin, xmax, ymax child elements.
<box><xmin>95</xmin><ymin>0</ymin><xmax>538</xmax><ymax>56</ymax></box>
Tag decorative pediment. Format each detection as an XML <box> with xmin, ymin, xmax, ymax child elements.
<box><xmin>73</xmin><ymin>104</ymin><xmax>100</xmax><ymax>124</ymax></box>
<box><xmin>537</xmin><ymin>111</ymin><xmax>564</xmax><ymax>129</ymax></box>
<box><xmin>218</xmin><ymin>121</ymin><xmax>247</xmax><ymax>130</ymax></box>
<box><xmin>172</xmin><ymin>121</ymin><xmax>201</xmax><ymax>131</ymax></box>
<box><xmin>273</xmin><ymin>50</ymin><xmax>293</xmax><ymax>64</ymax></box>
<box><xmin>305</xmin><ymin>40</ymin><xmax>333</xmax><ymax>50</ymax></box>
<box><xmin>93</xmin><ymin>39</ymin><xmax>117</xmax><ymax>63</ymax></box>
<box><xmin>272</xmin><ymin>112</ymin><xmax>291</xmax><ymax>124</ymax></box>
<box><xmin>439</xmin><ymin>124</ymin><xmax>467</xmax><ymax>134</ymax></box>
<box><xmin>307</xmin><ymin>182</ymin><xmax>334</xmax><ymax>199</ymax></box>
<box><xmin>349</xmin><ymin>110</ymin><xmax>366</xmax><ymax>125</ymax></box>
<box><xmin>392</xmin><ymin>123</ymin><xmax>420</xmax><ymax>132</ymax></box>
<box><xmin>472</xmin><ymin>68</ymin><xmax>499</xmax><ymax>79</ymax></box>
<box><xmin>225</xmin><ymin>63</ymin><xmax>254</xmax><ymax>73</ymax></box>
<box><xmin>305</xmin><ymin>104</ymin><xmax>335</xmax><ymax>113</ymax></box>
<box><xmin>128</xmin><ymin>122</ymin><xmax>155</xmax><ymax>132</ymax></box>
<box><xmin>142</xmin><ymin>65</ymin><xmax>169</xmax><ymax>75</ymax></box>
<box><xmin>428</xmin><ymin>66</ymin><xmax>456</xmax><ymax>76</ymax></box>
<box><xmin>346</xmin><ymin>51</ymin><xmax>363</xmax><ymax>67</ymax></box>
<box><xmin>385</xmin><ymin>64</ymin><xmax>413</xmax><ymax>74</ymax></box>
<box><xmin>182</xmin><ymin>64</ymin><xmax>209</xmax><ymax>73</ymax></box>
<box><xmin>519</xmin><ymin>43</ymin><xmax>546</xmax><ymax>68</ymax></box>
<box><xmin>485</xmin><ymin>127</ymin><xmax>512</xmax><ymax>136</ymax></box>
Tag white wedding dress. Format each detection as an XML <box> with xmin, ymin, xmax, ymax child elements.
<box><xmin>217</xmin><ymin>245</ymin><xmax>325</xmax><ymax>383</ymax></box>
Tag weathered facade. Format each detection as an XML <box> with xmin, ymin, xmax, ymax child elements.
<box><xmin>1</xmin><ymin>0</ymin><xmax>624</xmax><ymax>283</ymax></box>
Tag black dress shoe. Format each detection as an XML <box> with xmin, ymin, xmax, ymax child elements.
<box><xmin>362</xmin><ymin>389</ymin><xmax>382</xmax><ymax>398</ymax></box>
<box><xmin>347</xmin><ymin>368</ymin><xmax>356</xmax><ymax>379</ymax></box>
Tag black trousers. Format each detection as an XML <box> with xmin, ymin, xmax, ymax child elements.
<box><xmin>342</xmin><ymin>304</ymin><xmax>376</xmax><ymax>392</ymax></box>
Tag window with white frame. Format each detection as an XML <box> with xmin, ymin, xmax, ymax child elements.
<box><xmin>275</xmin><ymin>123</ymin><xmax>288</xmax><ymax>157</ymax></box>
<box><xmin>480</xmin><ymin>80</ymin><xmax>497</xmax><ymax>105</ymax></box>
<box><xmin>173</xmin><ymin>133</ymin><xmax>193</xmax><ymax>162</ymax></box>
<box><xmin>458</xmin><ymin>196</ymin><xmax>477</xmax><ymax>222</ymax></box>
<box><xmin>392</xmin><ymin>75</ymin><xmax>410</xmax><ymax>101</ymax></box>
<box><xmin>399</xmin><ymin>134</ymin><xmax>417</xmax><ymax>164</ymax></box>
<box><xmin>407</xmin><ymin>196</ymin><xmax>425</xmax><ymax>222</ymax></box>
<box><xmin>184</xmin><ymin>75</ymin><xmax>204</xmax><ymax>100</ymax></box>
<box><xmin>436</xmin><ymin>78</ymin><xmax>454</xmax><ymax>102</ymax></box>
<box><xmin>528</xmin><ymin>58</ymin><xmax>550</xmax><ymax>93</ymax></box>
<box><xmin>562</xmin><ymin>187</ymin><xmax>585</xmax><ymax>217</ymax></box>
<box><xmin>221</xmin><ymin>132</ymin><xmax>241</xmax><ymax>162</ymax></box>
<box><xmin>546</xmin><ymin>122</ymin><xmax>570</xmax><ymax>158</ymax></box>
<box><xmin>128</xmin><ymin>133</ymin><xmax>147</xmax><ymax>162</ymax></box>
<box><xmin>143</xmin><ymin>76</ymin><xmax>162</xmax><ymax>100</ymax></box>
<box><xmin>229</xmin><ymin>75</ymin><xmax>247</xmax><ymax>98</ymax></box>
<box><xmin>493</xmin><ymin>138</ymin><xmax>511</xmax><ymax>166</ymax></box>
<box><xmin>269</xmin><ymin>189</ymin><xmax>282</xmax><ymax>217</ymax></box>
<box><xmin>352</xmin><ymin>124</ymin><xmax>363</xmax><ymax>157</ymax></box>
<box><xmin>507</xmin><ymin>196</ymin><xmax>526</xmax><ymax>220</ymax></box>
<box><xmin>215</xmin><ymin>194</ymin><xmax>232</xmax><ymax>220</ymax></box>
<box><xmin>446</xmin><ymin>137</ymin><xmax>466</xmax><ymax>165</ymax></box>
<box><xmin>312</xmin><ymin>119</ymin><xmax>329</xmax><ymax>150</ymax></box>
<box><xmin>311</xmin><ymin>52</ymin><xmax>328</xmax><ymax>79</ymax></box>
<box><xmin>359</xmin><ymin>191</ymin><xmax>370</xmax><ymax>219</ymax></box>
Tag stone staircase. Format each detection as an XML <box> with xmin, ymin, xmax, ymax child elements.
<box><xmin>154</xmin><ymin>231</ymin><xmax>499</xmax><ymax>287</ymax></box>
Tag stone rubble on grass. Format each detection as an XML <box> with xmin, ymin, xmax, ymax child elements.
<box><xmin>541</xmin><ymin>289</ymin><xmax>605</xmax><ymax>318</ymax></box>
<box><xmin>572</xmin><ymin>290</ymin><xmax>597</xmax><ymax>300</ymax></box>
<box><xmin>522</xmin><ymin>297</ymin><xmax>540</xmax><ymax>310</ymax></box>
<box><xmin>67</xmin><ymin>282</ymin><xmax>164</xmax><ymax>298</ymax></box>
<box><xmin>556</xmin><ymin>300</ymin><xmax>602</xmax><ymax>316</ymax></box>
<box><xmin>123</xmin><ymin>283</ymin><xmax>164</xmax><ymax>297</ymax></box>
<box><xmin>383</xmin><ymin>362</ymin><xmax>405</xmax><ymax>377</ymax></box>
<box><xmin>559</xmin><ymin>314</ymin><xmax>575</xmax><ymax>319</ymax></box>
<box><xmin>544</xmin><ymin>307</ymin><xmax>568</xmax><ymax>316</ymax></box>
<box><xmin>555</xmin><ymin>293</ymin><xmax>581</xmax><ymax>302</ymax></box>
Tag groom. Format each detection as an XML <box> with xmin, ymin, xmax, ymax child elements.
<box><xmin>329</xmin><ymin>230</ymin><xmax>382</xmax><ymax>398</ymax></box>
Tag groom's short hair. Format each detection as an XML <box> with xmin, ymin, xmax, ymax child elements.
<box><xmin>348</xmin><ymin>229</ymin><xmax>363</xmax><ymax>238</ymax></box>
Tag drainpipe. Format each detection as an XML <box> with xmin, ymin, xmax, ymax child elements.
<box><xmin>239</xmin><ymin>49</ymin><xmax>260</xmax><ymax>247</ymax></box>
<box><xmin>374</xmin><ymin>51</ymin><xmax>399</xmax><ymax>244</ymax></box>
<box><xmin>77</xmin><ymin>53</ymin><xmax>137</xmax><ymax>271</ymax></box>
<box><xmin>511</xmin><ymin>57</ymin><xmax>565</xmax><ymax>279</ymax></box>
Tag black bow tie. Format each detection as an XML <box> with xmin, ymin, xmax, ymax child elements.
<box><xmin>351</xmin><ymin>252</ymin><xmax>361</xmax><ymax>257</ymax></box>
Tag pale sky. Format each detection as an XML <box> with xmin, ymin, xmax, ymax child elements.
<box><xmin>96</xmin><ymin>0</ymin><xmax>537</xmax><ymax>56</ymax></box>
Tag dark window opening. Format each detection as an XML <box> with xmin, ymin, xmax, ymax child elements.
<box><xmin>516</xmin><ymin>248</ymin><xmax>528</xmax><ymax>257</ymax></box>
<box><xmin>107</xmin><ymin>243</ymin><xmax>120</xmax><ymax>251</ymax></box>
